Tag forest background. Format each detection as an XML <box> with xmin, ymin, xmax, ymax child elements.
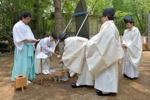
<box><xmin>0</xmin><ymin>0</ymin><xmax>150</xmax><ymax>52</ymax></box>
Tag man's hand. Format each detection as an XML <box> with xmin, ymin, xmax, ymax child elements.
<box><xmin>25</xmin><ymin>39</ymin><xmax>37</xmax><ymax>43</ymax></box>
<box><xmin>57</xmin><ymin>55</ymin><xmax>61</xmax><ymax>59</ymax></box>
<box><xmin>123</xmin><ymin>44</ymin><xmax>127</xmax><ymax>49</ymax></box>
<box><xmin>51</xmin><ymin>51</ymin><xmax>55</xmax><ymax>55</ymax></box>
<box><xmin>51</xmin><ymin>52</ymin><xmax>61</xmax><ymax>59</ymax></box>
<box><xmin>59</xmin><ymin>59</ymin><xmax>63</xmax><ymax>64</ymax></box>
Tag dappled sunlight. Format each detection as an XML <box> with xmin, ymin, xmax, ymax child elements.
<box><xmin>0</xmin><ymin>81</ymin><xmax>13</xmax><ymax>87</ymax></box>
<box><xmin>140</xmin><ymin>60</ymin><xmax>150</xmax><ymax>63</ymax></box>
<box><xmin>140</xmin><ymin>62</ymin><xmax>149</xmax><ymax>65</ymax></box>
<box><xmin>139</xmin><ymin>66</ymin><xmax>150</xmax><ymax>72</ymax></box>
<box><xmin>1</xmin><ymin>76</ymin><xmax>11</xmax><ymax>81</ymax></box>
<box><xmin>0</xmin><ymin>70</ymin><xmax>12</xmax><ymax>74</ymax></box>
<box><xmin>141</xmin><ymin>71</ymin><xmax>150</xmax><ymax>76</ymax></box>
<box><xmin>129</xmin><ymin>81</ymin><xmax>150</xmax><ymax>93</ymax></box>
<box><xmin>0</xmin><ymin>51</ymin><xmax>150</xmax><ymax>100</ymax></box>
<box><xmin>0</xmin><ymin>71</ymin><xmax>12</xmax><ymax>77</ymax></box>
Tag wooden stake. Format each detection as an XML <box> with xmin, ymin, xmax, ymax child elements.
<box><xmin>40</xmin><ymin>47</ymin><xmax>43</xmax><ymax>85</ymax></box>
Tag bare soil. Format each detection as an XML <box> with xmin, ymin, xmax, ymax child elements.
<box><xmin>0</xmin><ymin>51</ymin><xmax>150</xmax><ymax>100</ymax></box>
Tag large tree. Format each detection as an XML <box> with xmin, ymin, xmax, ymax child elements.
<box><xmin>53</xmin><ymin>0</ymin><xmax>63</xmax><ymax>35</ymax></box>
<box><xmin>1</xmin><ymin>0</ymin><xmax>150</xmax><ymax>52</ymax></box>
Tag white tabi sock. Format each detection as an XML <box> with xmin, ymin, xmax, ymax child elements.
<box><xmin>70</xmin><ymin>71</ymin><xmax>75</xmax><ymax>77</ymax></box>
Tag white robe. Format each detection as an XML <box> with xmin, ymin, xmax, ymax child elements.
<box><xmin>13</xmin><ymin>20</ymin><xmax>36</xmax><ymax>52</ymax></box>
<box><xmin>62</xmin><ymin>37</ymin><xmax>88</xmax><ymax>74</ymax></box>
<box><xmin>86</xmin><ymin>20</ymin><xmax>124</xmax><ymax>93</ymax></box>
<box><xmin>122</xmin><ymin>26</ymin><xmax>142</xmax><ymax>78</ymax></box>
<box><xmin>12</xmin><ymin>20</ymin><xmax>36</xmax><ymax>81</ymax></box>
<box><xmin>34</xmin><ymin>37</ymin><xmax>56</xmax><ymax>74</ymax></box>
<box><xmin>62</xmin><ymin>37</ymin><xmax>94</xmax><ymax>85</ymax></box>
<box><xmin>95</xmin><ymin>62</ymin><xmax>118</xmax><ymax>93</ymax></box>
<box><xmin>76</xmin><ymin>60</ymin><xmax>94</xmax><ymax>86</ymax></box>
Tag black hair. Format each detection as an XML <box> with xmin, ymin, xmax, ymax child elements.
<box><xmin>51</xmin><ymin>33</ymin><xmax>57</xmax><ymax>40</ymax></box>
<box><xmin>103</xmin><ymin>15</ymin><xmax>114</xmax><ymax>20</ymax></box>
<box><xmin>102</xmin><ymin>7</ymin><xmax>115</xmax><ymax>20</ymax></box>
<box><xmin>124</xmin><ymin>14</ymin><xmax>134</xmax><ymax>24</ymax></box>
<box><xmin>126</xmin><ymin>22</ymin><xmax>134</xmax><ymax>26</ymax></box>
<box><xmin>108</xmin><ymin>16</ymin><xmax>114</xmax><ymax>20</ymax></box>
<box><xmin>59</xmin><ymin>33</ymin><xmax>68</xmax><ymax>42</ymax></box>
<box><xmin>61</xmin><ymin>35</ymin><xmax>68</xmax><ymax>42</ymax></box>
<box><xmin>20</xmin><ymin>11</ymin><xmax>31</xmax><ymax>20</ymax></box>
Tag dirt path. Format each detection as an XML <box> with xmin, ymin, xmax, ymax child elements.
<box><xmin>0</xmin><ymin>51</ymin><xmax>150</xmax><ymax>100</ymax></box>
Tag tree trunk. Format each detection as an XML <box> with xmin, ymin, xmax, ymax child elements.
<box><xmin>53</xmin><ymin>0</ymin><xmax>63</xmax><ymax>35</ymax></box>
<box><xmin>32</xmin><ymin>0</ymin><xmax>40</xmax><ymax>37</ymax></box>
<box><xmin>53</xmin><ymin>0</ymin><xmax>64</xmax><ymax>55</ymax></box>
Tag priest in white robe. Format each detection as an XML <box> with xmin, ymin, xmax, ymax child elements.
<box><xmin>122</xmin><ymin>14</ymin><xmax>142</xmax><ymax>79</ymax></box>
<box><xmin>34</xmin><ymin>33</ymin><xmax>57</xmax><ymax>74</ymax></box>
<box><xmin>86</xmin><ymin>8</ymin><xmax>124</xmax><ymax>96</ymax></box>
<box><xmin>59</xmin><ymin>33</ymin><xmax>94</xmax><ymax>87</ymax></box>
<box><xmin>11</xmin><ymin>11</ymin><xmax>37</xmax><ymax>84</ymax></box>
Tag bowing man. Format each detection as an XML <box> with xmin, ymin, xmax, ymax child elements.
<box><xmin>34</xmin><ymin>33</ymin><xmax>57</xmax><ymax>74</ymax></box>
<box><xmin>59</xmin><ymin>33</ymin><xmax>94</xmax><ymax>88</ymax></box>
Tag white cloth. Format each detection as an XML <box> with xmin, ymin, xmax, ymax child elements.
<box><xmin>95</xmin><ymin>62</ymin><xmax>118</xmax><ymax>92</ymax></box>
<box><xmin>122</xmin><ymin>26</ymin><xmax>142</xmax><ymax>68</ymax></box>
<box><xmin>13</xmin><ymin>20</ymin><xmax>36</xmax><ymax>51</ymax></box>
<box><xmin>122</xmin><ymin>26</ymin><xmax>142</xmax><ymax>78</ymax></box>
<box><xmin>62</xmin><ymin>37</ymin><xmax>88</xmax><ymax>74</ymax></box>
<box><xmin>34</xmin><ymin>37</ymin><xmax>56</xmax><ymax>74</ymax></box>
<box><xmin>86</xmin><ymin>20</ymin><xmax>124</xmax><ymax>75</ymax></box>
<box><xmin>40</xmin><ymin>37</ymin><xmax>56</xmax><ymax>56</ymax></box>
<box><xmin>86</xmin><ymin>20</ymin><xmax>124</xmax><ymax>93</ymax></box>
<box><xmin>122</xmin><ymin>61</ymin><xmax>138</xmax><ymax>78</ymax></box>
<box><xmin>61</xmin><ymin>36</ymin><xmax>94</xmax><ymax>86</ymax></box>
<box><xmin>76</xmin><ymin>60</ymin><xmax>94</xmax><ymax>86</ymax></box>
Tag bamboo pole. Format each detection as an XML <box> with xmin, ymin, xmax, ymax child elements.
<box><xmin>40</xmin><ymin>47</ymin><xmax>43</xmax><ymax>85</ymax></box>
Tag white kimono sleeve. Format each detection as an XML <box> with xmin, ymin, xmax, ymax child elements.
<box><xmin>86</xmin><ymin>21</ymin><xmax>124</xmax><ymax>75</ymax></box>
<box><xmin>123</xmin><ymin>28</ymin><xmax>142</xmax><ymax>68</ymax></box>
<box><xmin>13</xmin><ymin>26</ymin><xmax>25</xmax><ymax>50</ymax></box>
<box><xmin>62</xmin><ymin>37</ymin><xmax>88</xmax><ymax>74</ymax></box>
<box><xmin>40</xmin><ymin>38</ymin><xmax>55</xmax><ymax>55</ymax></box>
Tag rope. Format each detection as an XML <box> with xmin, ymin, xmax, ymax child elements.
<box><xmin>76</xmin><ymin>0</ymin><xmax>98</xmax><ymax>36</ymax></box>
<box><xmin>55</xmin><ymin>0</ymin><xmax>98</xmax><ymax>46</ymax></box>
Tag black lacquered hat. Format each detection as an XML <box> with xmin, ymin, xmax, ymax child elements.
<box><xmin>124</xmin><ymin>14</ymin><xmax>134</xmax><ymax>23</ymax></box>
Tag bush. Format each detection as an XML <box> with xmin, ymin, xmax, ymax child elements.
<box><xmin>0</xmin><ymin>42</ymin><xmax>9</xmax><ymax>48</ymax></box>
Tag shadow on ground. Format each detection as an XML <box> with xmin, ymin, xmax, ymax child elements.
<box><xmin>0</xmin><ymin>52</ymin><xmax>150</xmax><ymax>100</ymax></box>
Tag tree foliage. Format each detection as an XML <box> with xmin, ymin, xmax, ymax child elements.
<box><xmin>0</xmin><ymin>0</ymin><xmax>150</xmax><ymax>45</ymax></box>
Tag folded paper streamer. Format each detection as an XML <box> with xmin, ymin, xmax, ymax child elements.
<box><xmin>36</xmin><ymin>52</ymin><xmax>48</xmax><ymax>59</ymax></box>
<box><xmin>36</xmin><ymin>39</ymin><xmax>40</xmax><ymax>41</ymax></box>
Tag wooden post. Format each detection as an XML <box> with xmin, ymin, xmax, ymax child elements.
<box><xmin>40</xmin><ymin>47</ymin><xmax>43</xmax><ymax>85</ymax></box>
<box><xmin>147</xmin><ymin>12</ymin><xmax>150</xmax><ymax>50</ymax></box>
<box><xmin>21</xmin><ymin>87</ymin><xmax>24</xmax><ymax>92</ymax></box>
